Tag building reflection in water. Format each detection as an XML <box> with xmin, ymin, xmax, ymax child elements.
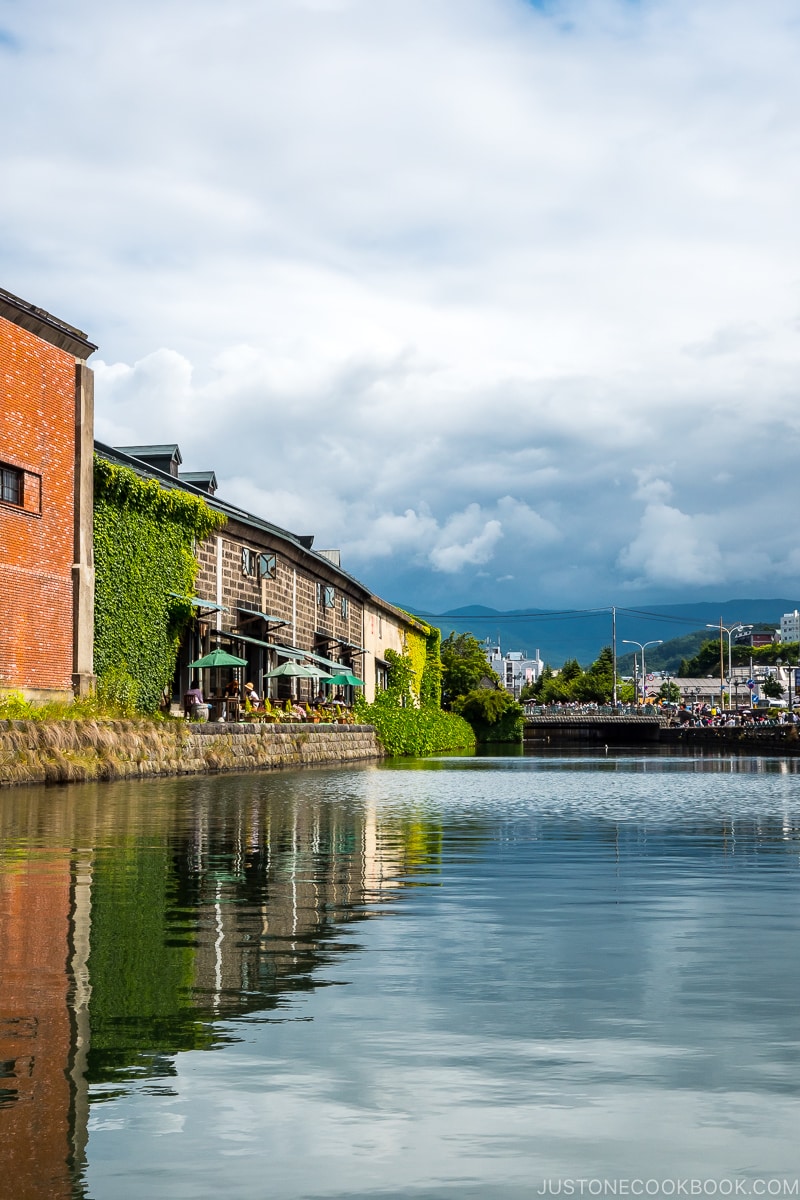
<box><xmin>0</xmin><ymin>772</ymin><xmax>436</xmax><ymax>1197</ymax></box>
<box><xmin>0</xmin><ymin>804</ymin><xmax>93</xmax><ymax>1200</ymax></box>
<box><xmin>7</xmin><ymin>765</ymin><xmax>792</xmax><ymax>1195</ymax></box>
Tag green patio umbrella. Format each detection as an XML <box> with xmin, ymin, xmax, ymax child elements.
<box><xmin>265</xmin><ymin>661</ymin><xmax>319</xmax><ymax>679</ymax></box>
<box><xmin>189</xmin><ymin>648</ymin><xmax>248</xmax><ymax>669</ymax></box>
<box><xmin>326</xmin><ymin>672</ymin><xmax>365</xmax><ymax>687</ymax></box>
<box><xmin>302</xmin><ymin>664</ymin><xmax>334</xmax><ymax>680</ymax></box>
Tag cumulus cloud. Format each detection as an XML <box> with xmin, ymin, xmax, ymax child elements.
<box><xmin>429</xmin><ymin>510</ymin><xmax>504</xmax><ymax>573</ymax></box>
<box><xmin>4</xmin><ymin>0</ymin><xmax>800</xmax><ymax>608</ymax></box>
<box><xmin>618</xmin><ymin>502</ymin><xmax>724</xmax><ymax>588</ymax></box>
<box><xmin>344</xmin><ymin>503</ymin><xmax>505</xmax><ymax>574</ymax></box>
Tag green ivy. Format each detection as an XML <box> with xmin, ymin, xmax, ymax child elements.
<box><xmin>385</xmin><ymin>648</ymin><xmax>416</xmax><ymax>696</ymax></box>
<box><xmin>93</xmin><ymin>456</ymin><xmax>226</xmax><ymax>713</ymax></box>
<box><xmin>397</xmin><ymin>612</ymin><xmax>443</xmax><ymax>706</ymax></box>
<box><xmin>421</xmin><ymin>626</ymin><xmax>442</xmax><ymax>706</ymax></box>
<box><xmin>359</xmin><ymin>634</ymin><xmax>473</xmax><ymax>756</ymax></box>
<box><xmin>404</xmin><ymin>626</ymin><xmax>428</xmax><ymax>699</ymax></box>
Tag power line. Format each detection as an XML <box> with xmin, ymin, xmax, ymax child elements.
<box><xmin>414</xmin><ymin>605</ymin><xmax>719</xmax><ymax>626</ymax></box>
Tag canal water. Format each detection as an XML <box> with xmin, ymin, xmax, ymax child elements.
<box><xmin>2</xmin><ymin>750</ymin><xmax>800</xmax><ymax>1199</ymax></box>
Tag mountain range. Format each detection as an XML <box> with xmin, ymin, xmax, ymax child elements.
<box><xmin>401</xmin><ymin>599</ymin><xmax>800</xmax><ymax>669</ymax></box>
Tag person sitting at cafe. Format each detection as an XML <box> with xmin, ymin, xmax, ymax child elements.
<box><xmin>184</xmin><ymin>679</ymin><xmax>204</xmax><ymax>719</ymax></box>
<box><xmin>244</xmin><ymin>681</ymin><xmax>260</xmax><ymax>709</ymax></box>
<box><xmin>225</xmin><ymin>678</ymin><xmax>240</xmax><ymax>698</ymax></box>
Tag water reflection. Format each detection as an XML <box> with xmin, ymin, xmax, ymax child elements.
<box><xmin>1</xmin><ymin>755</ymin><xmax>800</xmax><ymax>1198</ymax></box>
<box><xmin>0</xmin><ymin>768</ymin><xmax>439</xmax><ymax>1197</ymax></box>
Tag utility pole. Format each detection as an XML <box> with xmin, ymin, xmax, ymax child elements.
<box><xmin>719</xmin><ymin>616</ymin><xmax>725</xmax><ymax>712</ymax></box>
<box><xmin>612</xmin><ymin>606</ymin><xmax>617</xmax><ymax>706</ymax></box>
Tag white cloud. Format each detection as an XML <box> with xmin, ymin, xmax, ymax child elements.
<box><xmin>632</xmin><ymin>470</ymin><xmax>674</xmax><ymax>506</ymax></box>
<box><xmin>429</xmin><ymin>511</ymin><xmax>504</xmax><ymax>573</ymax></box>
<box><xmin>4</xmin><ymin>0</ymin><xmax>800</xmax><ymax>608</ymax></box>
<box><xmin>618</xmin><ymin>502</ymin><xmax>724</xmax><ymax>588</ymax></box>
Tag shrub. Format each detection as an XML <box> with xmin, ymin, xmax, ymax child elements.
<box><xmin>355</xmin><ymin>692</ymin><xmax>475</xmax><ymax>757</ymax></box>
<box><xmin>96</xmin><ymin>667</ymin><xmax>140</xmax><ymax>717</ymax></box>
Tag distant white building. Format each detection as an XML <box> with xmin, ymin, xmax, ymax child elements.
<box><xmin>780</xmin><ymin>610</ymin><xmax>800</xmax><ymax>643</ymax></box>
<box><xmin>485</xmin><ymin>642</ymin><xmax>544</xmax><ymax>698</ymax></box>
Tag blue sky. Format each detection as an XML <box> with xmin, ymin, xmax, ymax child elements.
<box><xmin>2</xmin><ymin>0</ymin><xmax>800</xmax><ymax>612</ymax></box>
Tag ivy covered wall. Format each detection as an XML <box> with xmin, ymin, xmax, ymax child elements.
<box><xmin>419</xmin><ymin>624</ymin><xmax>442</xmax><ymax>707</ymax></box>
<box><xmin>404</xmin><ymin>626</ymin><xmax>428</xmax><ymax>700</ymax></box>
<box><xmin>93</xmin><ymin>457</ymin><xmax>226</xmax><ymax>712</ymax></box>
<box><xmin>399</xmin><ymin>614</ymin><xmax>442</xmax><ymax>707</ymax></box>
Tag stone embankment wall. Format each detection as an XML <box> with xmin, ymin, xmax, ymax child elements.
<box><xmin>0</xmin><ymin>720</ymin><xmax>383</xmax><ymax>787</ymax></box>
<box><xmin>660</xmin><ymin>724</ymin><xmax>800</xmax><ymax>753</ymax></box>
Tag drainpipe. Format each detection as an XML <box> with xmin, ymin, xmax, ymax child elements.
<box><xmin>292</xmin><ymin>569</ymin><xmax>297</xmax><ymax>700</ymax></box>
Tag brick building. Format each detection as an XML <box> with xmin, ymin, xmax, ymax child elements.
<box><xmin>1</xmin><ymin>288</ymin><xmax>96</xmax><ymax>701</ymax></box>
<box><xmin>94</xmin><ymin>442</ymin><xmax>426</xmax><ymax>705</ymax></box>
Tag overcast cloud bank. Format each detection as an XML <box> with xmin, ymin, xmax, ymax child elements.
<box><xmin>3</xmin><ymin>0</ymin><xmax>800</xmax><ymax>610</ymax></box>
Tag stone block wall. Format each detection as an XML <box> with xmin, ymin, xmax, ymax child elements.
<box><xmin>0</xmin><ymin>720</ymin><xmax>384</xmax><ymax>787</ymax></box>
<box><xmin>195</xmin><ymin>519</ymin><xmax>364</xmax><ymax>663</ymax></box>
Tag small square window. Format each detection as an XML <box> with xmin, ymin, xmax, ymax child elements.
<box><xmin>258</xmin><ymin>552</ymin><xmax>277</xmax><ymax>580</ymax></box>
<box><xmin>1</xmin><ymin>464</ymin><xmax>23</xmax><ymax>507</ymax></box>
<box><xmin>317</xmin><ymin>583</ymin><xmax>335</xmax><ymax>608</ymax></box>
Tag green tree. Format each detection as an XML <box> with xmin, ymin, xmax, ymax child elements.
<box><xmin>440</xmin><ymin>632</ymin><xmax>498</xmax><ymax>706</ymax></box>
<box><xmin>658</xmin><ymin>680</ymin><xmax>681</xmax><ymax>703</ymax></box>
<box><xmin>578</xmin><ymin>646</ymin><xmax>615</xmax><ymax>703</ymax></box>
<box><xmin>453</xmin><ymin>689</ymin><xmax>524</xmax><ymax>743</ymax></box>
<box><xmin>559</xmin><ymin>658</ymin><xmax>583</xmax><ymax>684</ymax></box>
<box><xmin>762</xmin><ymin>674</ymin><xmax>784</xmax><ymax>699</ymax></box>
<box><xmin>524</xmin><ymin>663</ymin><xmax>553</xmax><ymax>702</ymax></box>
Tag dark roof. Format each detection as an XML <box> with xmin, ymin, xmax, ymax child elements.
<box><xmin>0</xmin><ymin>286</ymin><xmax>97</xmax><ymax>359</ymax></box>
<box><xmin>180</xmin><ymin>470</ymin><xmax>217</xmax><ymax>490</ymax></box>
<box><xmin>118</xmin><ymin>444</ymin><xmax>183</xmax><ymax>463</ymax></box>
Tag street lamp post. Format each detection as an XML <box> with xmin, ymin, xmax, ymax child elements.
<box><xmin>790</xmin><ymin>663</ymin><xmax>795</xmax><ymax>714</ymax></box>
<box><xmin>622</xmin><ymin>639</ymin><xmax>663</xmax><ymax>706</ymax></box>
<box><xmin>707</xmin><ymin>622</ymin><xmax>748</xmax><ymax>711</ymax></box>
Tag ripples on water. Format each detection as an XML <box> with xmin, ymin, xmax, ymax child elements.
<box><xmin>1</xmin><ymin>749</ymin><xmax>800</xmax><ymax>1199</ymax></box>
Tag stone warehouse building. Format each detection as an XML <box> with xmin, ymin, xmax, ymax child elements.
<box><xmin>0</xmin><ymin>288</ymin><xmax>96</xmax><ymax>701</ymax></box>
<box><xmin>94</xmin><ymin>442</ymin><xmax>428</xmax><ymax>705</ymax></box>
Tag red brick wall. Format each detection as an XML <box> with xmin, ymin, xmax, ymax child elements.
<box><xmin>0</xmin><ymin>851</ymin><xmax>75</xmax><ymax>1199</ymax></box>
<box><xmin>1</xmin><ymin>313</ymin><xmax>76</xmax><ymax>693</ymax></box>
